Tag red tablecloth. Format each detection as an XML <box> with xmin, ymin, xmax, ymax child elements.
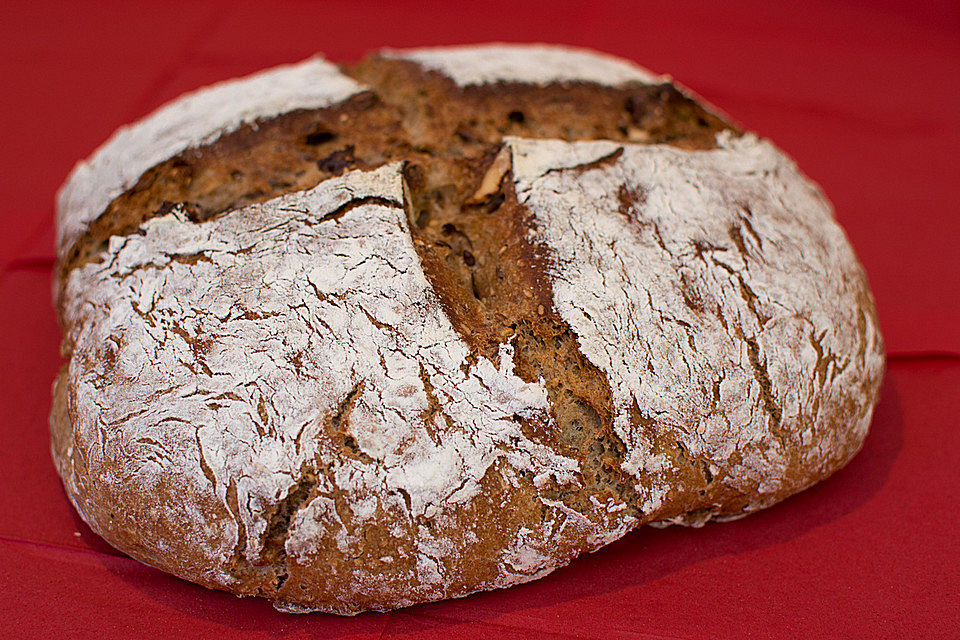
<box><xmin>2</xmin><ymin>1</ymin><xmax>958</xmax><ymax>637</ymax></box>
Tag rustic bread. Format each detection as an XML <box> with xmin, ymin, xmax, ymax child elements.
<box><xmin>51</xmin><ymin>44</ymin><xmax>886</xmax><ymax>614</ymax></box>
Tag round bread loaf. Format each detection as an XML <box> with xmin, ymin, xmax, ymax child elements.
<box><xmin>51</xmin><ymin>44</ymin><xmax>886</xmax><ymax>614</ymax></box>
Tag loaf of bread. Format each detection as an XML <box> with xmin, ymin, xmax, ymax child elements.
<box><xmin>51</xmin><ymin>44</ymin><xmax>885</xmax><ymax>614</ymax></box>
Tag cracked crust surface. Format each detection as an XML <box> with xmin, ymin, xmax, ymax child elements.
<box><xmin>51</xmin><ymin>44</ymin><xmax>885</xmax><ymax>614</ymax></box>
<box><xmin>55</xmin><ymin>56</ymin><xmax>364</xmax><ymax>263</ymax></box>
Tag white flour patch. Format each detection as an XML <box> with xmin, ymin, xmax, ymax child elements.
<box><xmin>384</xmin><ymin>43</ymin><xmax>662</xmax><ymax>87</ymax></box>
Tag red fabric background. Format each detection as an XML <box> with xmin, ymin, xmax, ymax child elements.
<box><xmin>1</xmin><ymin>1</ymin><xmax>957</xmax><ymax>637</ymax></box>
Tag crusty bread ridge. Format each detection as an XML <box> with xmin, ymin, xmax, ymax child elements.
<box><xmin>51</xmin><ymin>44</ymin><xmax>885</xmax><ymax>614</ymax></box>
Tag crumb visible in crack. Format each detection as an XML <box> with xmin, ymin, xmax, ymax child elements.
<box><xmin>743</xmin><ymin>332</ymin><xmax>783</xmax><ymax>434</ymax></box>
<box><xmin>225</xmin><ymin>479</ymin><xmax>249</xmax><ymax>570</ymax></box>
<box><xmin>319</xmin><ymin>195</ymin><xmax>403</xmax><ymax>225</ymax></box>
<box><xmin>616</xmin><ymin>183</ymin><xmax>647</xmax><ymax>222</ymax></box>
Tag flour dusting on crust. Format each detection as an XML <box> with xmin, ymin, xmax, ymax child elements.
<box><xmin>384</xmin><ymin>44</ymin><xmax>663</xmax><ymax>87</ymax></box>
<box><xmin>509</xmin><ymin>133</ymin><xmax>885</xmax><ymax>516</ymax></box>
<box><xmin>57</xmin><ymin>164</ymin><xmax>613</xmax><ymax>602</ymax></box>
<box><xmin>56</xmin><ymin>56</ymin><xmax>364</xmax><ymax>261</ymax></box>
